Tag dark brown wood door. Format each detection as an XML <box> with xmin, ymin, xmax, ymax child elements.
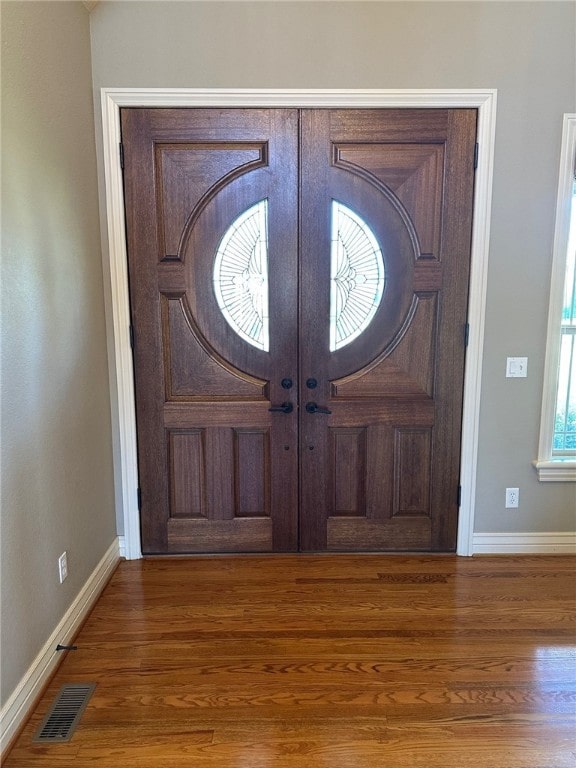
<box><xmin>121</xmin><ymin>107</ymin><xmax>476</xmax><ymax>554</ymax></box>
<box><xmin>299</xmin><ymin>109</ymin><xmax>476</xmax><ymax>551</ymax></box>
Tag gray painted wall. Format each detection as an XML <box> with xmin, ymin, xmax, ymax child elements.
<box><xmin>90</xmin><ymin>0</ymin><xmax>576</xmax><ymax>532</ymax></box>
<box><xmin>1</xmin><ymin>2</ymin><xmax>116</xmax><ymax>706</ymax></box>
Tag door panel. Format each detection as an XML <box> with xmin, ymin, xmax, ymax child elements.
<box><xmin>122</xmin><ymin>107</ymin><xmax>476</xmax><ymax>554</ymax></box>
<box><xmin>299</xmin><ymin>109</ymin><xmax>476</xmax><ymax>551</ymax></box>
<box><xmin>122</xmin><ymin>109</ymin><xmax>299</xmax><ymax>553</ymax></box>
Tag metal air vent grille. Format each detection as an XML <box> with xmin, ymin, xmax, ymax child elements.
<box><xmin>32</xmin><ymin>683</ymin><xmax>96</xmax><ymax>743</ymax></box>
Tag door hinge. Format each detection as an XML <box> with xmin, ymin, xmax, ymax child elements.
<box><xmin>457</xmin><ymin>485</ymin><xmax>462</xmax><ymax>507</ymax></box>
<box><xmin>119</xmin><ymin>142</ymin><xmax>125</xmax><ymax>170</ymax></box>
<box><xmin>129</xmin><ymin>324</ymin><xmax>135</xmax><ymax>350</ymax></box>
<box><xmin>137</xmin><ymin>487</ymin><xmax>142</xmax><ymax>511</ymax></box>
<box><xmin>464</xmin><ymin>322</ymin><xmax>470</xmax><ymax>348</ymax></box>
<box><xmin>473</xmin><ymin>142</ymin><xmax>479</xmax><ymax>170</ymax></box>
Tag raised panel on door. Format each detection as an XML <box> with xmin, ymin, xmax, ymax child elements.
<box><xmin>299</xmin><ymin>109</ymin><xmax>476</xmax><ymax>552</ymax></box>
<box><xmin>121</xmin><ymin>109</ymin><xmax>299</xmax><ymax>553</ymax></box>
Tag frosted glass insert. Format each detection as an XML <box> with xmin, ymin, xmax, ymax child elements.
<box><xmin>330</xmin><ymin>201</ymin><xmax>385</xmax><ymax>351</ymax></box>
<box><xmin>213</xmin><ymin>200</ymin><xmax>269</xmax><ymax>351</ymax></box>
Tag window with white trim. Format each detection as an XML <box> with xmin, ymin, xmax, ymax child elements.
<box><xmin>535</xmin><ymin>114</ymin><xmax>576</xmax><ymax>481</ymax></box>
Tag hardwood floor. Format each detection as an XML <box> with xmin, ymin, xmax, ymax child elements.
<box><xmin>5</xmin><ymin>555</ymin><xmax>576</xmax><ymax>767</ymax></box>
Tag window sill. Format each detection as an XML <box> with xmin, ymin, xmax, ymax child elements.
<box><xmin>533</xmin><ymin>460</ymin><xmax>576</xmax><ymax>482</ymax></box>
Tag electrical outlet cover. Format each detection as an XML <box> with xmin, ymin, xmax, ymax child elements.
<box><xmin>505</xmin><ymin>488</ymin><xmax>519</xmax><ymax>508</ymax></box>
<box><xmin>58</xmin><ymin>552</ymin><xmax>68</xmax><ymax>583</ymax></box>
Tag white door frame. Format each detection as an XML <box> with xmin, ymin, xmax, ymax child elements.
<box><xmin>100</xmin><ymin>88</ymin><xmax>497</xmax><ymax>559</ymax></box>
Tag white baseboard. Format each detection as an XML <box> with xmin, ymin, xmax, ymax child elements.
<box><xmin>0</xmin><ymin>537</ymin><xmax>121</xmax><ymax>755</ymax></box>
<box><xmin>472</xmin><ymin>531</ymin><xmax>576</xmax><ymax>554</ymax></box>
<box><xmin>118</xmin><ymin>535</ymin><xmax>126</xmax><ymax>558</ymax></box>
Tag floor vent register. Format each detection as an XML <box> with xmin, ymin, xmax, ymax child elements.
<box><xmin>32</xmin><ymin>683</ymin><xmax>96</xmax><ymax>743</ymax></box>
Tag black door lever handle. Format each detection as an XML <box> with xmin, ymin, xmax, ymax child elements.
<box><xmin>268</xmin><ymin>402</ymin><xmax>294</xmax><ymax>414</ymax></box>
<box><xmin>305</xmin><ymin>402</ymin><xmax>331</xmax><ymax>415</ymax></box>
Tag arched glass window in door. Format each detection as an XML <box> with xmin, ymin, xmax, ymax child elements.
<box><xmin>213</xmin><ymin>200</ymin><xmax>269</xmax><ymax>351</ymax></box>
<box><xmin>330</xmin><ymin>201</ymin><xmax>385</xmax><ymax>351</ymax></box>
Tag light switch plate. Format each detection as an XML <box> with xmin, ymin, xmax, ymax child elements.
<box><xmin>506</xmin><ymin>357</ymin><xmax>528</xmax><ymax>378</ymax></box>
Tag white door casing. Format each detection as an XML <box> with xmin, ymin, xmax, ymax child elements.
<box><xmin>99</xmin><ymin>88</ymin><xmax>497</xmax><ymax>559</ymax></box>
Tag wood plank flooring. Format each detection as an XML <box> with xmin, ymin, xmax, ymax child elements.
<box><xmin>5</xmin><ymin>555</ymin><xmax>576</xmax><ymax>767</ymax></box>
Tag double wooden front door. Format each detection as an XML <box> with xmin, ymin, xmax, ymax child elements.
<box><xmin>122</xmin><ymin>108</ymin><xmax>476</xmax><ymax>554</ymax></box>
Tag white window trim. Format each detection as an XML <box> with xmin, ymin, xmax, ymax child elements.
<box><xmin>99</xmin><ymin>88</ymin><xmax>497</xmax><ymax>558</ymax></box>
<box><xmin>535</xmin><ymin>114</ymin><xmax>576</xmax><ymax>482</ymax></box>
